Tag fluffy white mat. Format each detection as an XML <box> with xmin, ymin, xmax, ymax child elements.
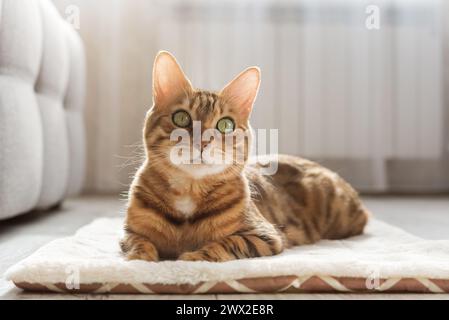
<box><xmin>6</xmin><ymin>218</ymin><xmax>449</xmax><ymax>285</ymax></box>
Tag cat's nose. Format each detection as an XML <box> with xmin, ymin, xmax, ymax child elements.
<box><xmin>201</xmin><ymin>141</ymin><xmax>210</xmax><ymax>151</ymax></box>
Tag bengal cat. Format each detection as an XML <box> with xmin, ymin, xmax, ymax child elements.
<box><xmin>120</xmin><ymin>51</ymin><xmax>369</xmax><ymax>262</ymax></box>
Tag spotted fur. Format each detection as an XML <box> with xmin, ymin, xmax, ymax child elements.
<box><xmin>120</xmin><ymin>52</ymin><xmax>369</xmax><ymax>262</ymax></box>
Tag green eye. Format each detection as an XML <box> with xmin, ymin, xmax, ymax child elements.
<box><xmin>216</xmin><ymin>117</ymin><xmax>235</xmax><ymax>134</ymax></box>
<box><xmin>172</xmin><ymin>110</ymin><xmax>191</xmax><ymax>128</ymax></box>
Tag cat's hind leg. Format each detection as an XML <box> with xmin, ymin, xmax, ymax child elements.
<box><xmin>323</xmin><ymin>202</ymin><xmax>370</xmax><ymax>240</ymax></box>
<box><xmin>344</xmin><ymin>206</ymin><xmax>370</xmax><ymax>237</ymax></box>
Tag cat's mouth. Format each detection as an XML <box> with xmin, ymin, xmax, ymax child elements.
<box><xmin>184</xmin><ymin>151</ymin><xmax>228</xmax><ymax>177</ymax></box>
<box><xmin>166</xmin><ymin>145</ymin><xmax>233</xmax><ymax>178</ymax></box>
<box><xmin>176</xmin><ymin>162</ymin><xmax>229</xmax><ymax>179</ymax></box>
<box><xmin>191</xmin><ymin>149</ymin><xmax>218</xmax><ymax>165</ymax></box>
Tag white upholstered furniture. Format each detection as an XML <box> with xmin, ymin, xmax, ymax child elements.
<box><xmin>0</xmin><ymin>0</ymin><xmax>86</xmax><ymax>219</ymax></box>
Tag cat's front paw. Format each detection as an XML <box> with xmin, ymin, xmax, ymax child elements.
<box><xmin>122</xmin><ymin>241</ymin><xmax>159</xmax><ymax>262</ymax></box>
<box><xmin>178</xmin><ymin>251</ymin><xmax>220</xmax><ymax>262</ymax></box>
<box><xmin>120</xmin><ymin>232</ymin><xmax>159</xmax><ymax>262</ymax></box>
<box><xmin>125</xmin><ymin>250</ymin><xmax>159</xmax><ymax>262</ymax></box>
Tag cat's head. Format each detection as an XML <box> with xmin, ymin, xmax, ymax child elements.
<box><xmin>143</xmin><ymin>51</ymin><xmax>260</xmax><ymax>179</ymax></box>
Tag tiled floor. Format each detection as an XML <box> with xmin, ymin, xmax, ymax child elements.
<box><xmin>1</xmin><ymin>195</ymin><xmax>448</xmax><ymax>300</ymax></box>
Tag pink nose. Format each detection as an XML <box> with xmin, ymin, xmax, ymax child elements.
<box><xmin>201</xmin><ymin>140</ymin><xmax>210</xmax><ymax>151</ymax></box>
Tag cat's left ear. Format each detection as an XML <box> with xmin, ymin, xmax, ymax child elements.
<box><xmin>152</xmin><ymin>51</ymin><xmax>193</xmax><ymax>108</ymax></box>
<box><xmin>220</xmin><ymin>67</ymin><xmax>261</xmax><ymax>118</ymax></box>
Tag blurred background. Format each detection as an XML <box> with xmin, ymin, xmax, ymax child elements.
<box><xmin>1</xmin><ymin>0</ymin><xmax>449</xmax><ymax>299</ymax></box>
<box><xmin>51</xmin><ymin>0</ymin><xmax>449</xmax><ymax>195</ymax></box>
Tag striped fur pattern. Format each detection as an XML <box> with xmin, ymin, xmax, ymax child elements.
<box><xmin>120</xmin><ymin>51</ymin><xmax>369</xmax><ymax>262</ymax></box>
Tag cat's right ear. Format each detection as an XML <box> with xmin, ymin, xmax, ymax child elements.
<box><xmin>220</xmin><ymin>67</ymin><xmax>261</xmax><ymax>118</ymax></box>
<box><xmin>152</xmin><ymin>51</ymin><xmax>193</xmax><ymax>108</ymax></box>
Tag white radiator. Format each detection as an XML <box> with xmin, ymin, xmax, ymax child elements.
<box><xmin>155</xmin><ymin>0</ymin><xmax>443</xmax><ymax>160</ymax></box>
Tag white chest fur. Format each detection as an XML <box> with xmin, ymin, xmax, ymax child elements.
<box><xmin>174</xmin><ymin>196</ymin><xmax>196</xmax><ymax>217</ymax></box>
